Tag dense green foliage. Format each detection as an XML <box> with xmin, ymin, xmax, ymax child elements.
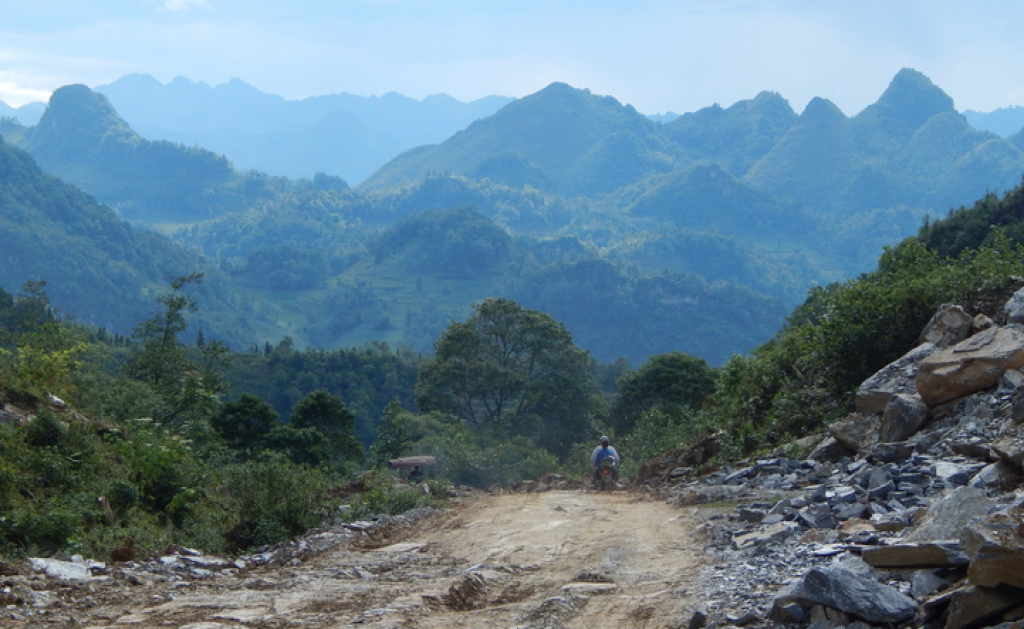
<box><xmin>610</xmin><ymin>352</ymin><xmax>715</xmax><ymax>435</ymax></box>
<box><xmin>0</xmin><ymin>135</ymin><xmax>260</xmax><ymax>349</ymax></box>
<box><xmin>0</xmin><ymin>281</ymin><xmax>399</xmax><ymax>559</ymax></box>
<box><xmin>917</xmin><ymin>181</ymin><xmax>1024</xmax><ymax>257</ymax></box>
<box><xmin>416</xmin><ymin>298</ymin><xmax>604</xmax><ymax>459</ymax></box>
<box><xmin>223</xmin><ymin>340</ymin><xmax>421</xmax><ymax>445</ymax></box>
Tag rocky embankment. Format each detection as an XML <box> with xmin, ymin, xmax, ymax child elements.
<box><xmin>650</xmin><ymin>295</ymin><xmax>1024</xmax><ymax>629</ymax></box>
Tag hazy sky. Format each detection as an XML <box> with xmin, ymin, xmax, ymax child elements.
<box><xmin>2</xmin><ymin>1</ymin><xmax>1023</xmax><ymax>116</ymax></box>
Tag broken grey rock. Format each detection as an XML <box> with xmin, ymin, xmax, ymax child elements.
<box><xmin>829</xmin><ymin>414</ymin><xmax>881</xmax><ymax>452</ymax></box>
<box><xmin>999</xmin><ymin>369</ymin><xmax>1024</xmax><ymax>395</ymax></box>
<box><xmin>991</xmin><ymin>425</ymin><xmax>1024</xmax><ymax>469</ymax></box>
<box><xmin>880</xmin><ymin>393</ymin><xmax>930</xmax><ymax>443</ymax></box>
<box><xmin>808</xmin><ymin>435</ymin><xmax>854</xmax><ymax>462</ymax></box>
<box><xmin>870</xmin><ymin>512</ymin><xmax>911</xmax><ymax>532</ymax></box>
<box><xmin>973</xmin><ymin>313</ymin><xmax>996</xmax><ymax>333</ymax></box>
<box><xmin>860</xmin><ymin>541</ymin><xmax>970</xmax><ymax>569</ymax></box>
<box><xmin>770</xmin><ymin>564</ymin><xmax>916</xmax><ymax>624</ymax></box>
<box><xmin>725</xmin><ymin>609</ymin><xmax>761</xmax><ymax>626</ymax></box>
<box><xmin>905</xmin><ymin>486</ymin><xmax>993</xmax><ymax>543</ymax></box>
<box><xmin>916</xmin><ymin>327</ymin><xmax>1024</xmax><ymax>407</ymax></box>
<box><xmin>969</xmin><ymin>461</ymin><xmax>1023</xmax><ymax>490</ymax></box>
<box><xmin>920</xmin><ymin>304</ymin><xmax>973</xmax><ymax>348</ymax></box>
<box><xmin>910</xmin><ymin>568</ymin><xmax>954</xmax><ymax>599</ymax></box>
<box><xmin>733</xmin><ymin>521</ymin><xmax>801</xmax><ymax>549</ymax></box>
<box><xmin>857</xmin><ymin>342</ymin><xmax>939</xmax><ymax>414</ymax></box>
<box><xmin>687</xmin><ymin>605</ymin><xmax>709</xmax><ymax>629</ymax></box>
<box><xmin>1003</xmin><ymin>286</ymin><xmax>1024</xmax><ymax>325</ymax></box>
<box><xmin>935</xmin><ymin>460</ymin><xmax>987</xmax><ymax>486</ymax></box>
<box><xmin>28</xmin><ymin>557</ymin><xmax>96</xmax><ymax>581</ymax></box>
<box><xmin>961</xmin><ymin>507</ymin><xmax>1024</xmax><ymax>590</ymax></box>
<box><xmin>771</xmin><ymin>601</ymin><xmax>804</xmax><ymax>624</ymax></box>
<box><xmin>944</xmin><ymin>584</ymin><xmax>1024</xmax><ymax>629</ymax></box>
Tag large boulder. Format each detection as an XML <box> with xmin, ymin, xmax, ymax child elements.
<box><xmin>1003</xmin><ymin>285</ymin><xmax>1024</xmax><ymax>324</ymax></box>
<box><xmin>915</xmin><ymin>327</ymin><xmax>1024</xmax><ymax>407</ymax></box>
<box><xmin>905</xmin><ymin>486</ymin><xmax>993</xmax><ymax>543</ymax></box>
<box><xmin>879</xmin><ymin>393</ymin><xmax>930</xmax><ymax>443</ymax></box>
<box><xmin>769</xmin><ymin>564</ymin><xmax>916</xmax><ymax>624</ymax></box>
<box><xmin>943</xmin><ymin>584</ymin><xmax>1024</xmax><ymax>629</ymax></box>
<box><xmin>990</xmin><ymin>424</ymin><xmax>1024</xmax><ymax>469</ymax></box>
<box><xmin>919</xmin><ymin>304</ymin><xmax>973</xmax><ymax>347</ymax></box>
<box><xmin>829</xmin><ymin>413</ymin><xmax>881</xmax><ymax>452</ymax></box>
<box><xmin>857</xmin><ymin>343</ymin><xmax>939</xmax><ymax>414</ymax></box>
<box><xmin>961</xmin><ymin>504</ymin><xmax>1024</xmax><ymax>590</ymax></box>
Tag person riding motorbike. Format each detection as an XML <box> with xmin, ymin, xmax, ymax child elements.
<box><xmin>590</xmin><ymin>436</ymin><xmax>620</xmax><ymax>485</ymax></box>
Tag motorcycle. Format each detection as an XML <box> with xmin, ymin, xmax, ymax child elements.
<box><xmin>596</xmin><ymin>458</ymin><xmax>618</xmax><ymax>490</ymax></box>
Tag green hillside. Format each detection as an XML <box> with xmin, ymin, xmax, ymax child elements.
<box><xmin>23</xmin><ymin>85</ymin><xmax>251</xmax><ymax>224</ymax></box>
<box><xmin>0</xmin><ymin>136</ymin><xmax>258</xmax><ymax>347</ymax></box>
<box><xmin>361</xmin><ymin>82</ymin><xmax>673</xmax><ymax>195</ymax></box>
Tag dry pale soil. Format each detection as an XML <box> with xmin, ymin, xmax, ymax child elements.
<box><xmin>15</xmin><ymin>490</ymin><xmax>715</xmax><ymax>628</ymax></box>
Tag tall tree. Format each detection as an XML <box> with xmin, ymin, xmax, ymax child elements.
<box><xmin>289</xmin><ymin>389</ymin><xmax>364</xmax><ymax>465</ymax></box>
<box><xmin>212</xmin><ymin>393</ymin><xmax>279</xmax><ymax>457</ymax></box>
<box><xmin>369</xmin><ymin>399</ymin><xmax>413</xmax><ymax>467</ymax></box>
<box><xmin>610</xmin><ymin>352</ymin><xmax>716</xmax><ymax>434</ymax></box>
<box><xmin>416</xmin><ymin>298</ymin><xmax>604</xmax><ymax>458</ymax></box>
<box><xmin>124</xmin><ymin>273</ymin><xmax>228</xmax><ymax>425</ymax></box>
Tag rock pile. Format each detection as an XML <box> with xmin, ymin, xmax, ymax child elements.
<box><xmin>0</xmin><ymin>509</ymin><xmax>437</xmax><ymax>625</ymax></box>
<box><xmin>671</xmin><ymin>297</ymin><xmax>1024</xmax><ymax>629</ymax></box>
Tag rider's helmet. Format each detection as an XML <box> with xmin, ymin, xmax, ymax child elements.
<box><xmin>600</xmin><ymin>436</ymin><xmax>610</xmax><ymax>446</ymax></box>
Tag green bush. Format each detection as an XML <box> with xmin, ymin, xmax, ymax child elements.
<box><xmin>222</xmin><ymin>451</ymin><xmax>339</xmax><ymax>550</ymax></box>
<box><xmin>25</xmin><ymin>409</ymin><xmax>67</xmax><ymax>448</ymax></box>
<box><xmin>617</xmin><ymin>407</ymin><xmax>715</xmax><ymax>478</ymax></box>
<box><xmin>345</xmin><ymin>472</ymin><xmax>449</xmax><ymax>520</ymax></box>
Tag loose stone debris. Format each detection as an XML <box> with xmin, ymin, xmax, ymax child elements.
<box><xmin>656</xmin><ymin>294</ymin><xmax>1024</xmax><ymax>629</ymax></box>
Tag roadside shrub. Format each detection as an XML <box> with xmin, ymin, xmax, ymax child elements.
<box><xmin>345</xmin><ymin>472</ymin><xmax>448</xmax><ymax>520</ymax></box>
<box><xmin>25</xmin><ymin>409</ymin><xmax>66</xmax><ymax>448</ymax></box>
<box><xmin>617</xmin><ymin>406</ymin><xmax>715</xmax><ymax>478</ymax></box>
<box><xmin>222</xmin><ymin>451</ymin><xmax>339</xmax><ymax>550</ymax></box>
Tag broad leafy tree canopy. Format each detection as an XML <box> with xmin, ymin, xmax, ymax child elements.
<box><xmin>415</xmin><ymin>298</ymin><xmax>604</xmax><ymax>458</ymax></box>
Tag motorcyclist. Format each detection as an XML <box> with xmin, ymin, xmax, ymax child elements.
<box><xmin>590</xmin><ymin>436</ymin><xmax>620</xmax><ymax>485</ymax></box>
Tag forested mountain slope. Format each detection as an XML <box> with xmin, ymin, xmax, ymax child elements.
<box><xmin>24</xmin><ymin>85</ymin><xmax>256</xmax><ymax>225</ymax></box>
<box><xmin>364</xmin><ymin>69</ymin><xmax>1024</xmax><ymax>222</ymax></box>
<box><xmin>0</xmin><ymin>136</ymin><xmax>256</xmax><ymax>346</ymax></box>
<box><xmin>4</xmin><ymin>69</ymin><xmax>1024</xmax><ymax>366</ymax></box>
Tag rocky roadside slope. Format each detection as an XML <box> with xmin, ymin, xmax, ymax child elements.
<box><xmin>648</xmin><ymin>295</ymin><xmax>1024</xmax><ymax>629</ymax></box>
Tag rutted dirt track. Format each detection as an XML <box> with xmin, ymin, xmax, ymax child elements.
<box><xmin>55</xmin><ymin>490</ymin><xmax>710</xmax><ymax>628</ymax></box>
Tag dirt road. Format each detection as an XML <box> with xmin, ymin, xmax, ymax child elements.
<box><xmin>11</xmin><ymin>490</ymin><xmax>711</xmax><ymax>628</ymax></box>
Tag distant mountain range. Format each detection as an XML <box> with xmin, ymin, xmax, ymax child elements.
<box><xmin>365</xmin><ymin>69</ymin><xmax>1024</xmax><ymax>217</ymax></box>
<box><xmin>91</xmin><ymin>74</ymin><xmax>512</xmax><ymax>184</ymax></box>
<box><xmin>3</xmin><ymin>68</ymin><xmax>1024</xmax><ymax>366</ymax></box>
<box><xmin>963</xmin><ymin>106</ymin><xmax>1024</xmax><ymax>137</ymax></box>
<box><xmin>0</xmin><ymin>100</ymin><xmax>45</xmax><ymax>126</ymax></box>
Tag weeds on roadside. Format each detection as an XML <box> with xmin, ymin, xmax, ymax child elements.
<box><xmin>344</xmin><ymin>472</ymin><xmax>451</xmax><ymax>520</ymax></box>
